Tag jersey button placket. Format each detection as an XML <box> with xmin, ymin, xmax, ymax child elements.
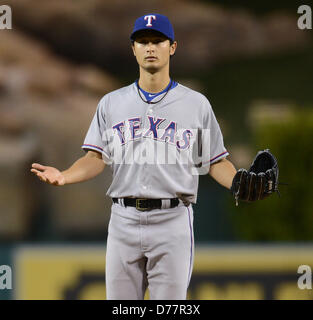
<box><xmin>136</xmin><ymin>107</ymin><xmax>148</xmax><ymax>192</ymax></box>
<box><xmin>140</xmin><ymin>106</ymin><xmax>152</xmax><ymax>193</ymax></box>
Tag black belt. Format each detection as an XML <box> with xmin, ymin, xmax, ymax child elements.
<box><xmin>112</xmin><ymin>197</ymin><xmax>179</xmax><ymax>211</ymax></box>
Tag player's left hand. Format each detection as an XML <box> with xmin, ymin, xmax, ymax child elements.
<box><xmin>230</xmin><ymin>149</ymin><xmax>279</xmax><ymax>206</ymax></box>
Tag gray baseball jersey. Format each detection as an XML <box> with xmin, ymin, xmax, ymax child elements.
<box><xmin>82</xmin><ymin>81</ymin><xmax>228</xmax><ymax>299</ymax></box>
<box><xmin>82</xmin><ymin>82</ymin><xmax>228</xmax><ymax>204</ymax></box>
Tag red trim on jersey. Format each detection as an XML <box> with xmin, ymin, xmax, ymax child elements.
<box><xmin>210</xmin><ymin>151</ymin><xmax>228</xmax><ymax>163</ymax></box>
<box><xmin>201</xmin><ymin>151</ymin><xmax>229</xmax><ymax>165</ymax></box>
<box><xmin>82</xmin><ymin>144</ymin><xmax>103</xmax><ymax>152</ymax></box>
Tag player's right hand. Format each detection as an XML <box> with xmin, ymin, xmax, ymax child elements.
<box><xmin>30</xmin><ymin>163</ymin><xmax>66</xmax><ymax>186</ymax></box>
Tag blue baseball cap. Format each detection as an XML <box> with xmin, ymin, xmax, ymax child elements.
<box><xmin>130</xmin><ymin>14</ymin><xmax>175</xmax><ymax>42</ymax></box>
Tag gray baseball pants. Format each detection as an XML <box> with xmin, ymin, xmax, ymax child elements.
<box><xmin>105</xmin><ymin>201</ymin><xmax>194</xmax><ymax>300</ymax></box>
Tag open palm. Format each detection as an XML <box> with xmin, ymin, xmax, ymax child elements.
<box><xmin>30</xmin><ymin>163</ymin><xmax>65</xmax><ymax>186</ymax></box>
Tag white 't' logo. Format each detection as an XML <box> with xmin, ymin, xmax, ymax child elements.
<box><xmin>144</xmin><ymin>15</ymin><xmax>156</xmax><ymax>27</ymax></box>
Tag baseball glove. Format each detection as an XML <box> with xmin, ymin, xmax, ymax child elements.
<box><xmin>230</xmin><ymin>149</ymin><xmax>279</xmax><ymax>206</ymax></box>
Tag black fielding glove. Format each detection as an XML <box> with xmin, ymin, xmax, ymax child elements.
<box><xmin>231</xmin><ymin>149</ymin><xmax>279</xmax><ymax>206</ymax></box>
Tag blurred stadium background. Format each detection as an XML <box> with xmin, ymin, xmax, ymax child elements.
<box><xmin>0</xmin><ymin>0</ymin><xmax>312</xmax><ymax>300</ymax></box>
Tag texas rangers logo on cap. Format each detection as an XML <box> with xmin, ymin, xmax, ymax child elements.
<box><xmin>130</xmin><ymin>13</ymin><xmax>175</xmax><ymax>42</ymax></box>
<box><xmin>144</xmin><ymin>15</ymin><xmax>156</xmax><ymax>27</ymax></box>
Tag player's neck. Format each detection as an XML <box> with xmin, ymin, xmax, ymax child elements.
<box><xmin>138</xmin><ymin>68</ymin><xmax>171</xmax><ymax>93</ymax></box>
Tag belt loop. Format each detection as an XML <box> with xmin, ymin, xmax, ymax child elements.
<box><xmin>161</xmin><ymin>199</ymin><xmax>171</xmax><ymax>209</ymax></box>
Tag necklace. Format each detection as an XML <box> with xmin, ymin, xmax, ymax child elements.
<box><xmin>137</xmin><ymin>79</ymin><xmax>173</xmax><ymax>105</ymax></box>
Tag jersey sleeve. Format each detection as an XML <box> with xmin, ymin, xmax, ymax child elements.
<box><xmin>82</xmin><ymin>98</ymin><xmax>111</xmax><ymax>164</ymax></box>
<box><xmin>201</xmin><ymin>98</ymin><xmax>229</xmax><ymax>167</ymax></box>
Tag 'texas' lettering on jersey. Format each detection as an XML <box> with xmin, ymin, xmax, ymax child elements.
<box><xmin>112</xmin><ymin>116</ymin><xmax>194</xmax><ymax>150</ymax></box>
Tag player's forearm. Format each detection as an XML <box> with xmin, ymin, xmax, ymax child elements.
<box><xmin>61</xmin><ymin>154</ymin><xmax>106</xmax><ymax>184</ymax></box>
<box><xmin>209</xmin><ymin>158</ymin><xmax>237</xmax><ymax>189</ymax></box>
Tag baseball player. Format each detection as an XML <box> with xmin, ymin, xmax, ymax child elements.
<box><xmin>31</xmin><ymin>14</ymin><xmax>238</xmax><ymax>300</ymax></box>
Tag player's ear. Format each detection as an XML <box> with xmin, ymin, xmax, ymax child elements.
<box><xmin>170</xmin><ymin>41</ymin><xmax>177</xmax><ymax>56</ymax></box>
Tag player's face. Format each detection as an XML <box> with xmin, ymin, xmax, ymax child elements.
<box><xmin>132</xmin><ymin>32</ymin><xmax>177</xmax><ymax>73</ymax></box>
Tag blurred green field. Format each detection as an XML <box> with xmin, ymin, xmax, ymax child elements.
<box><xmin>185</xmin><ymin>46</ymin><xmax>313</xmax><ymax>143</ymax></box>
